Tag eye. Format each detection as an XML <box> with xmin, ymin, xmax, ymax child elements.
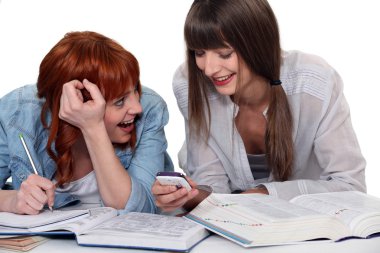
<box><xmin>114</xmin><ymin>97</ymin><xmax>125</xmax><ymax>107</ymax></box>
<box><xmin>220</xmin><ymin>51</ymin><xmax>233</xmax><ymax>59</ymax></box>
<box><xmin>194</xmin><ymin>50</ymin><xmax>205</xmax><ymax>57</ymax></box>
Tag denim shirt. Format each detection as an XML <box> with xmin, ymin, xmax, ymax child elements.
<box><xmin>173</xmin><ymin>50</ymin><xmax>366</xmax><ymax>201</ymax></box>
<box><xmin>0</xmin><ymin>84</ymin><xmax>173</xmax><ymax>213</ymax></box>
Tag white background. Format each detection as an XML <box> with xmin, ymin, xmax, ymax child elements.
<box><xmin>0</xmin><ymin>0</ymin><xmax>379</xmax><ymax>197</ymax></box>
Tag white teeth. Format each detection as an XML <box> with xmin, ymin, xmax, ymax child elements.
<box><xmin>215</xmin><ymin>75</ymin><xmax>231</xmax><ymax>81</ymax></box>
<box><xmin>120</xmin><ymin>119</ymin><xmax>134</xmax><ymax>124</ymax></box>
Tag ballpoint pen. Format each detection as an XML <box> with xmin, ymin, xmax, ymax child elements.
<box><xmin>19</xmin><ymin>134</ymin><xmax>53</xmax><ymax>211</ymax></box>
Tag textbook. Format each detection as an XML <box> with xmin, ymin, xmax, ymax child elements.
<box><xmin>185</xmin><ymin>191</ymin><xmax>380</xmax><ymax>247</ymax></box>
<box><xmin>0</xmin><ymin>236</ymin><xmax>49</xmax><ymax>252</ymax></box>
<box><xmin>0</xmin><ymin>207</ymin><xmax>209</xmax><ymax>252</ymax></box>
<box><xmin>0</xmin><ymin>209</ymin><xmax>89</xmax><ymax>231</ymax></box>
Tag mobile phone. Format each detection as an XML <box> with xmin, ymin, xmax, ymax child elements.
<box><xmin>156</xmin><ymin>171</ymin><xmax>192</xmax><ymax>191</ymax></box>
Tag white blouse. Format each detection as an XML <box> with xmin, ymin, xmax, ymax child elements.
<box><xmin>173</xmin><ymin>50</ymin><xmax>366</xmax><ymax>200</ymax></box>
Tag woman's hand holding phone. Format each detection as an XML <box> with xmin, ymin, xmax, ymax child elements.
<box><xmin>156</xmin><ymin>172</ymin><xmax>192</xmax><ymax>191</ymax></box>
<box><xmin>152</xmin><ymin>172</ymin><xmax>199</xmax><ymax>212</ymax></box>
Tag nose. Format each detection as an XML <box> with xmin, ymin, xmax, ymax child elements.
<box><xmin>203</xmin><ymin>53</ymin><xmax>221</xmax><ymax>77</ymax></box>
<box><xmin>127</xmin><ymin>92</ymin><xmax>143</xmax><ymax>115</ymax></box>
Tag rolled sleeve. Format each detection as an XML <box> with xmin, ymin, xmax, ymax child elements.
<box><xmin>119</xmin><ymin>87</ymin><xmax>173</xmax><ymax>213</ymax></box>
<box><xmin>120</xmin><ymin>176</ymin><xmax>154</xmax><ymax>214</ymax></box>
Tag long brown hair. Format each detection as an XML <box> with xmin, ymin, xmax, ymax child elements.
<box><xmin>37</xmin><ymin>31</ymin><xmax>141</xmax><ymax>186</ymax></box>
<box><xmin>184</xmin><ymin>0</ymin><xmax>293</xmax><ymax>181</ymax></box>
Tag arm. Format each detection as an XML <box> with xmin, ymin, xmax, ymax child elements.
<box><xmin>81</xmin><ymin>122</ymin><xmax>132</xmax><ymax>209</ymax></box>
<box><xmin>261</xmin><ymin>69</ymin><xmax>366</xmax><ymax>200</ymax></box>
<box><xmin>60</xmin><ymin>80</ymin><xmax>172</xmax><ymax>212</ymax></box>
<box><xmin>152</xmin><ymin>65</ymin><xmax>231</xmax><ymax>212</ymax></box>
<box><xmin>183</xmin><ymin>123</ymin><xmax>231</xmax><ymax>192</ymax></box>
<box><xmin>0</xmin><ymin>99</ymin><xmax>55</xmax><ymax>214</ymax></box>
<box><xmin>173</xmin><ymin>64</ymin><xmax>231</xmax><ymax>193</ymax></box>
<box><xmin>0</xmin><ymin>118</ymin><xmax>11</xmax><ymax>189</ymax></box>
<box><xmin>59</xmin><ymin>79</ymin><xmax>132</xmax><ymax>209</ymax></box>
<box><xmin>123</xmin><ymin>92</ymin><xmax>173</xmax><ymax>213</ymax></box>
<box><xmin>0</xmin><ymin>132</ymin><xmax>55</xmax><ymax>214</ymax></box>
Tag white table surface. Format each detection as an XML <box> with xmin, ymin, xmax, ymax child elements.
<box><xmin>3</xmin><ymin>234</ymin><xmax>379</xmax><ymax>253</ymax></box>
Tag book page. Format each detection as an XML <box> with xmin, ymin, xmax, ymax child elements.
<box><xmin>86</xmin><ymin>212</ymin><xmax>202</xmax><ymax>238</ymax></box>
<box><xmin>187</xmin><ymin>193</ymin><xmax>348</xmax><ymax>246</ymax></box>
<box><xmin>290</xmin><ymin>191</ymin><xmax>380</xmax><ymax>227</ymax></box>
<box><xmin>30</xmin><ymin>207</ymin><xmax>117</xmax><ymax>234</ymax></box>
<box><xmin>0</xmin><ymin>209</ymin><xmax>89</xmax><ymax>229</ymax></box>
<box><xmin>76</xmin><ymin>212</ymin><xmax>208</xmax><ymax>251</ymax></box>
<box><xmin>207</xmin><ymin>194</ymin><xmax>323</xmax><ymax>221</ymax></box>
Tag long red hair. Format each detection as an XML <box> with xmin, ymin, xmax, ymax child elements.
<box><xmin>37</xmin><ymin>31</ymin><xmax>141</xmax><ymax>186</ymax></box>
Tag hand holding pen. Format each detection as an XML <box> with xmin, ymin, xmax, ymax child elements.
<box><xmin>16</xmin><ymin>134</ymin><xmax>55</xmax><ymax>214</ymax></box>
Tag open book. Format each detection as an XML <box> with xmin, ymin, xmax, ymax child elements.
<box><xmin>185</xmin><ymin>191</ymin><xmax>380</xmax><ymax>247</ymax></box>
<box><xmin>0</xmin><ymin>207</ymin><xmax>209</xmax><ymax>252</ymax></box>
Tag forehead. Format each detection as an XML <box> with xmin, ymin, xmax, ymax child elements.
<box><xmin>115</xmin><ymin>85</ymin><xmax>136</xmax><ymax>98</ymax></box>
<box><xmin>197</xmin><ymin>44</ymin><xmax>233</xmax><ymax>51</ymax></box>
<box><xmin>102</xmin><ymin>81</ymin><xmax>136</xmax><ymax>100</ymax></box>
<box><xmin>185</xmin><ymin>20</ymin><xmax>229</xmax><ymax>50</ymax></box>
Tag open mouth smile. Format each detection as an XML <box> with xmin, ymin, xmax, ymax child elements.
<box><xmin>117</xmin><ymin>118</ymin><xmax>134</xmax><ymax>128</ymax></box>
<box><xmin>213</xmin><ymin>74</ymin><xmax>235</xmax><ymax>86</ymax></box>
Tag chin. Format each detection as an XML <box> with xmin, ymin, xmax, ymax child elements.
<box><xmin>216</xmin><ymin>87</ymin><xmax>235</xmax><ymax>96</ymax></box>
<box><xmin>111</xmin><ymin>135</ymin><xmax>131</xmax><ymax>144</ymax></box>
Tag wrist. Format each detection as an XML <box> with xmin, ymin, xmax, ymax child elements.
<box><xmin>242</xmin><ymin>185</ymin><xmax>269</xmax><ymax>195</ymax></box>
<box><xmin>254</xmin><ymin>185</ymin><xmax>269</xmax><ymax>194</ymax></box>
<box><xmin>183</xmin><ymin>185</ymin><xmax>213</xmax><ymax>212</ymax></box>
<box><xmin>81</xmin><ymin>122</ymin><xmax>107</xmax><ymax>140</ymax></box>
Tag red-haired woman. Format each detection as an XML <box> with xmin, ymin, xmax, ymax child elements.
<box><xmin>0</xmin><ymin>31</ymin><xmax>173</xmax><ymax>214</ymax></box>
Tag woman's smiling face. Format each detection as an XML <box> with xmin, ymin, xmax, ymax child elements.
<box><xmin>103</xmin><ymin>85</ymin><xmax>142</xmax><ymax>144</ymax></box>
<box><xmin>194</xmin><ymin>46</ymin><xmax>254</xmax><ymax>96</ymax></box>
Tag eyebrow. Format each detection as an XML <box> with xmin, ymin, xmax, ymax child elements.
<box><xmin>115</xmin><ymin>88</ymin><xmax>134</xmax><ymax>100</ymax></box>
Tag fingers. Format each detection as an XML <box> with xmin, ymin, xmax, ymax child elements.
<box><xmin>82</xmin><ymin>79</ymin><xmax>105</xmax><ymax>102</ymax></box>
<box><xmin>158</xmin><ymin>189</ymin><xmax>199</xmax><ymax>212</ymax></box>
<box><xmin>41</xmin><ymin>183</ymin><xmax>56</xmax><ymax>209</ymax></box>
<box><xmin>59</xmin><ymin>80</ymin><xmax>85</xmax><ymax>120</ymax></box>
<box><xmin>185</xmin><ymin>176</ymin><xmax>198</xmax><ymax>188</ymax></box>
<box><xmin>62</xmin><ymin>79</ymin><xmax>85</xmax><ymax>103</ymax></box>
<box><xmin>17</xmin><ymin>174</ymin><xmax>55</xmax><ymax>214</ymax></box>
<box><xmin>14</xmin><ymin>193</ymin><xmax>40</xmax><ymax>215</ymax></box>
<box><xmin>59</xmin><ymin>79</ymin><xmax>106</xmax><ymax>129</ymax></box>
<box><xmin>152</xmin><ymin>180</ymin><xmax>178</xmax><ymax>195</ymax></box>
